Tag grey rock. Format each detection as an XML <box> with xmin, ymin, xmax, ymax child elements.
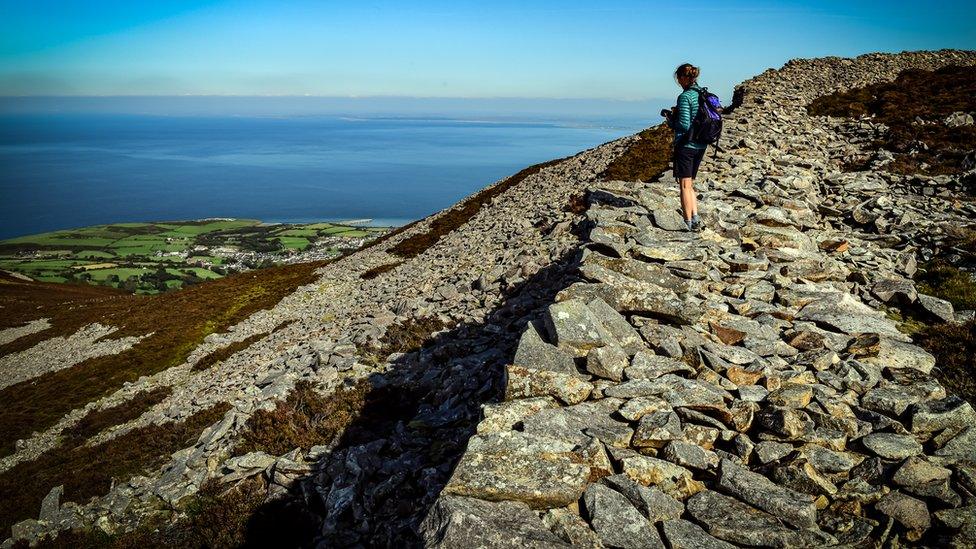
<box><xmin>220</xmin><ymin>451</ymin><xmax>277</xmax><ymax>483</ymax></box>
<box><xmin>541</xmin><ymin>508</ymin><xmax>604</xmax><ymax>547</ymax></box>
<box><xmin>477</xmin><ymin>397</ymin><xmax>559</xmax><ymax>434</ymax></box>
<box><xmin>618</xmin><ymin>454</ymin><xmax>698</xmax><ymax>492</ymax></box>
<box><xmin>766</xmin><ymin>384</ymin><xmax>813</xmax><ymax>408</ymax></box>
<box><xmin>625</xmin><ymin>351</ymin><xmax>694</xmax><ymax>380</ymax></box>
<box><xmin>586</xmin><ymin>344</ymin><xmax>628</xmax><ymax>381</ymax></box>
<box><xmin>586</xmin><ymin>296</ymin><xmax>646</xmax><ymax>354</ymax></box>
<box><xmin>722</xmin><ymin>251</ymin><xmax>769</xmax><ymax>272</ymax></box>
<box><xmin>945</xmin><ymin>111</ymin><xmax>975</xmax><ymax>126</ymax></box>
<box><xmin>716</xmin><ymin>458</ymin><xmax>818</xmax><ymax>529</ymax></box>
<box><xmin>771</xmin><ymin>458</ymin><xmax>839</xmax><ymax>497</ymax></box>
<box><xmin>934</xmin><ymin>426</ymin><xmax>976</xmax><ymax>463</ymax></box>
<box><xmin>756</xmin><ymin>406</ymin><xmax>814</xmax><ymax>439</ymax></box>
<box><xmin>442</xmin><ymin>431</ymin><xmax>590</xmax><ymax>509</ymax></box>
<box><xmin>662</xmin><ymin>440</ymin><xmax>719</xmax><ymax>471</ymax></box>
<box><xmin>875</xmin><ymin>491</ymin><xmax>931</xmax><ymax>532</ymax></box>
<box><xmin>861</xmin><ymin>432</ymin><xmax>923</xmax><ymax>460</ymax></box>
<box><xmin>618</xmin><ymin>395</ymin><xmax>670</xmax><ymax>421</ymax></box>
<box><xmin>522</xmin><ymin>399</ymin><xmax>633</xmax><ymax>448</ymax></box>
<box><xmin>653</xmin><ymin>208</ymin><xmax>688</xmax><ymax>232</ymax></box>
<box><xmin>917</xmin><ymin>293</ymin><xmax>955</xmax><ymax>322</ymax></box>
<box><xmin>686</xmin><ymin>490</ymin><xmax>833</xmax><ymax>547</ymax></box>
<box><xmin>892</xmin><ymin>456</ymin><xmax>959</xmax><ymax>505</ymax></box>
<box><xmin>871</xmin><ymin>278</ymin><xmax>918</xmax><ymax>304</ymax></box>
<box><xmin>557</xmin><ymin>282</ymin><xmax>701</xmax><ymax>325</ymax></box>
<box><xmin>601</xmin><ymin>474</ymin><xmax>684</xmax><ymax>523</ymax></box>
<box><xmin>859</xmin><ymin>336</ymin><xmax>936</xmax><ymax>374</ymax></box>
<box><xmin>419</xmin><ymin>495</ymin><xmax>569</xmax><ymax>548</ymax></box>
<box><xmin>862</xmin><ymin>385</ymin><xmax>927</xmax><ymax>417</ymax></box>
<box><xmin>800</xmin><ymin>444</ymin><xmax>856</xmax><ymax>474</ymax></box>
<box><xmin>661</xmin><ymin>519</ymin><xmax>737</xmax><ymax>549</ymax></box>
<box><xmin>544</xmin><ymin>299</ymin><xmax>612</xmax><ymax>357</ymax></box>
<box><xmin>584</xmin><ymin>483</ymin><xmax>664</xmax><ymax>549</ymax></box>
<box><xmin>738</xmin><ymin>384</ymin><xmax>769</xmax><ymax>402</ymax></box>
<box><xmin>505</xmin><ymin>365</ymin><xmax>593</xmax><ymax>405</ymax></box>
<box><xmin>513</xmin><ymin>322</ymin><xmax>578</xmax><ymax>375</ymax></box>
<box><xmin>583</xmin><ymin>253</ymin><xmax>689</xmax><ymax>294</ymax></box>
<box><xmin>906</xmin><ymin>396</ymin><xmax>976</xmax><ymax>433</ymax></box>
<box><xmin>632</xmin><ymin>410</ymin><xmax>682</xmax><ymax>449</ymax></box>
<box><xmin>39</xmin><ymin>485</ymin><xmax>63</xmax><ymax>522</ymax></box>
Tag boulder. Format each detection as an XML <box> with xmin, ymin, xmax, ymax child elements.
<box><xmin>586</xmin><ymin>344</ymin><xmax>628</xmax><ymax>381</ymax></box>
<box><xmin>442</xmin><ymin>431</ymin><xmax>590</xmax><ymax>509</ymax></box>
<box><xmin>686</xmin><ymin>490</ymin><xmax>833</xmax><ymax>547</ymax></box>
<box><xmin>625</xmin><ymin>351</ymin><xmax>695</xmax><ymax>380</ymax></box>
<box><xmin>522</xmin><ymin>399</ymin><xmax>634</xmax><ymax>448</ymax></box>
<box><xmin>544</xmin><ymin>299</ymin><xmax>612</xmax><ymax>357</ymax></box>
<box><xmin>513</xmin><ymin>322</ymin><xmax>578</xmax><ymax>375</ymax></box>
<box><xmin>716</xmin><ymin>458</ymin><xmax>818</xmax><ymax>529</ymax></box>
<box><xmin>861</xmin><ymin>433</ymin><xmax>923</xmax><ymax>460</ymax></box>
<box><xmin>505</xmin><ymin>365</ymin><xmax>593</xmax><ymax>405</ymax></box>
<box><xmin>601</xmin><ymin>474</ymin><xmax>684</xmax><ymax>523</ymax></box>
<box><xmin>477</xmin><ymin>397</ymin><xmax>559</xmax><ymax>434</ymax></box>
<box><xmin>661</xmin><ymin>519</ymin><xmax>737</xmax><ymax>549</ymax></box>
<box><xmin>419</xmin><ymin>496</ymin><xmax>569</xmax><ymax>548</ymax></box>
<box><xmin>875</xmin><ymin>491</ymin><xmax>930</xmax><ymax>533</ymax></box>
<box><xmin>584</xmin><ymin>483</ymin><xmax>665</xmax><ymax>549</ymax></box>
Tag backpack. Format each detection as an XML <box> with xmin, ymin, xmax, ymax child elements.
<box><xmin>690</xmin><ymin>86</ymin><xmax>724</xmax><ymax>148</ymax></box>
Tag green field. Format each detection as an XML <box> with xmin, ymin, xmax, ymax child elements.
<box><xmin>0</xmin><ymin>219</ymin><xmax>391</xmax><ymax>294</ymax></box>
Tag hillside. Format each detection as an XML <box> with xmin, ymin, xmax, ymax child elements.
<box><xmin>2</xmin><ymin>49</ymin><xmax>976</xmax><ymax>548</ymax></box>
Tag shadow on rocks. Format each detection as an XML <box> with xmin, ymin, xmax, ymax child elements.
<box><xmin>242</xmin><ymin>247</ymin><xmax>588</xmax><ymax>547</ymax></box>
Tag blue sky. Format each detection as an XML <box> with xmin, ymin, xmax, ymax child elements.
<box><xmin>1</xmin><ymin>0</ymin><xmax>974</xmax><ymax>100</ymax></box>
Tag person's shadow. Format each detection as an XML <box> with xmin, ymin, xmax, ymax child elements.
<box><xmin>241</xmin><ymin>228</ymin><xmax>591</xmax><ymax>547</ymax></box>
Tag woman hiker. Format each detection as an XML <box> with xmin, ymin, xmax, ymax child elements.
<box><xmin>664</xmin><ymin>63</ymin><xmax>708</xmax><ymax>232</ymax></box>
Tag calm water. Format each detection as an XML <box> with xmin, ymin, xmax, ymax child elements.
<box><xmin>0</xmin><ymin>114</ymin><xmax>647</xmax><ymax>239</ymax></box>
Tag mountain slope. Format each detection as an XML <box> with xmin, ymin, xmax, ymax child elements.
<box><xmin>2</xmin><ymin>49</ymin><xmax>976</xmax><ymax>547</ymax></box>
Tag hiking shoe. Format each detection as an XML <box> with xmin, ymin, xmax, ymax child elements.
<box><xmin>685</xmin><ymin>220</ymin><xmax>695</xmax><ymax>232</ymax></box>
<box><xmin>691</xmin><ymin>218</ymin><xmax>705</xmax><ymax>232</ymax></box>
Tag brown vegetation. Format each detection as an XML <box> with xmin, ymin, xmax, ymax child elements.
<box><xmin>807</xmin><ymin>65</ymin><xmax>976</xmax><ymax>176</ymax></box>
<box><xmin>61</xmin><ymin>387</ymin><xmax>172</xmax><ymax>444</ymax></box>
<box><xmin>565</xmin><ymin>192</ymin><xmax>589</xmax><ymax>215</ymax></box>
<box><xmin>0</xmin><ymin>403</ymin><xmax>230</xmax><ymax>539</ymax></box>
<box><xmin>915</xmin><ymin>320</ymin><xmax>976</xmax><ymax>406</ymax></box>
<box><xmin>0</xmin><ymin>272</ymin><xmax>124</xmax><ymax>334</ymax></box>
<box><xmin>598</xmin><ymin>124</ymin><xmax>673</xmax><ymax>182</ymax></box>
<box><xmin>0</xmin><ymin>261</ymin><xmax>326</xmax><ymax>458</ymax></box>
<box><xmin>899</xmin><ymin>260</ymin><xmax>976</xmax><ymax>406</ymax></box>
<box><xmin>916</xmin><ymin>260</ymin><xmax>976</xmax><ymax>311</ymax></box>
<box><xmin>369</xmin><ymin>316</ymin><xmax>446</xmax><ymax>359</ymax></box>
<box><xmin>237</xmin><ymin>380</ymin><xmax>370</xmax><ymax>456</ymax></box>
<box><xmin>32</xmin><ymin>475</ymin><xmax>319</xmax><ymax>549</ymax></box>
<box><xmin>360</xmin><ymin>261</ymin><xmax>403</xmax><ymax>280</ymax></box>
<box><xmin>387</xmin><ymin>158</ymin><xmax>566</xmax><ymax>258</ymax></box>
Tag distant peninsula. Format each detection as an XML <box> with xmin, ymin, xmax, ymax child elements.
<box><xmin>0</xmin><ymin>219</ymin><xmax>392</xmax><ymax>294</ymax></box>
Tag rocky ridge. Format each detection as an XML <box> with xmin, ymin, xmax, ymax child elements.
<box><xmin>4</xmin><ymin>49</ymin><xmax>976</xmax><ymax>547</ymax></box>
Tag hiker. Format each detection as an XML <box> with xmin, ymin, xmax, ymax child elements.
<box><xmin>663</xmin><ymin>63</ymin><xmax>709</xmax><ymax>232</ymax></box>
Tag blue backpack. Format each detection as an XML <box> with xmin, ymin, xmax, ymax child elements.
<box><xmin>690</xmin><ymin>86</ymin><xmax>724</xmax><ymax>148</ymax></box>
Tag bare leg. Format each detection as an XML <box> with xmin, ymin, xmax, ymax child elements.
<box><xmin>679</xmin><ymin>177</ymin><xmax>698</xmax><ymax>220</ymax></box>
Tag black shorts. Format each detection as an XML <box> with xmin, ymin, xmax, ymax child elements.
<box><xmin>673</xmin><ymin>146</ymin><xmax>707</xmax><ymax>179</ymax></box>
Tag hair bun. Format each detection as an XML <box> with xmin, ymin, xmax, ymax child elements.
<box><xmin>675</xmin><ymin>63</ymin><xmax>700</xmax><ymax>80</ymax></box>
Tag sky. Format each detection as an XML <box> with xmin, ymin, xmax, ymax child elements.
<box><xmin>0</xmin><ymin>0</ymin><xmax>974</xmax><ymax>103</ymax></box>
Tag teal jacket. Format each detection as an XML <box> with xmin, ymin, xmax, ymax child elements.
<box><xmin>669</xmin><ymin>85</ymin><xmax>707</xmax><ymax>150</ymax></box>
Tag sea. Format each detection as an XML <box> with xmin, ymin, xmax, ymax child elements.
<box><xmin>0</xmin><ymin>104</ymin><xmax>659</xmax><ymax>240</ymax></box>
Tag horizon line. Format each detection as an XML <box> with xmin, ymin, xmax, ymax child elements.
<box><xmin>0</xmin><ymin>94</ymin><xmax>668</xmax><ymax>102</ymax></box>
